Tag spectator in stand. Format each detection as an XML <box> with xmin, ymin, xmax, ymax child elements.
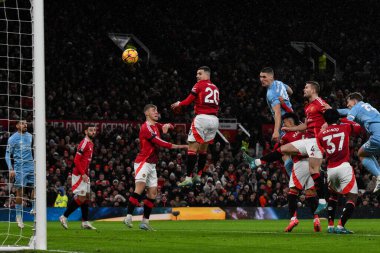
<box><xmin>54</xmin><ymin>187</ymin><xmax>68</xmax><ymax>208</ymax></box>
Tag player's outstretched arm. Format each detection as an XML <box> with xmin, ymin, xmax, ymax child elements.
<box><xmin>171</xmin><ymin>93</ymin><xmax>196</xmax><ymax>109</ymax></box>
<box><xmin>282</xmin><ymin>122</ymin><xmax>307</xmax><ymax>132</ymax></box>
<box><xmin>272</xmin><ymin>104</ymin><xmax>282</xmax><ymax>142</ymax></box>
<box><xmin>337</xmin><ymin>108</ymin><xmax>350</xmax><ymax>116</ymax></box>
<box><xmin>150</xmin><ymin>136</ymin><xmax>188</xmax><ymax>150</ymax></box>
<box><xmin>171</xmin><ymin>101</ymin><xmax>180</xmax><ymax>109</ymax></box>
<box><xmin>171</xmin><ymin>144</ymin><xmax>189</xmax><ymax>149</ymax></box>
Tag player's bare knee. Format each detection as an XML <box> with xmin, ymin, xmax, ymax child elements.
<box><xmin>289</xmin><ymin>187</ymin><xmax>299</xmax><ymax>195</ymax></box>
<box><xmin>134</xmin><ymin>182</ymin><xmax>146</xmax><ymax>194</ymax></box>
<box><xmin>305</xmin><ymin>189</ymin><xmax>316</xmax><ymax>196</ymax></box>
<box><xmin>15</xmin><ymin>197</ymin><xmax>22</xmax><ymax>205</ymax></box>
<box><xmin>147</xmin><ymin>190</ymin><xmax>157</xmax><ymax>199</ymax></box>
<box><xmin>357</xmin><ymin>148</ymin><xmax>369</xmax><ymax>159</ymax></box>
<box><xmin>199</xmin><ymin>143</ymin><xmax>208</xmax><ymax>152</ymax></box>
<box><xmin>309</xmin><ymin>158</ymin><xmax>322</xmax><ymax>173</ymax></box>
<box><xmin>188</xmin><ymin>142</ymin><xmax>199</xmax><ymax>152</ymax></box>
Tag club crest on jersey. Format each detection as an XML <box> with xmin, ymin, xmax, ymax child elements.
<box><xmin>142</xmin><ymin>174</ymin><xmax>146</xmax><ymax>178</ymax></box>
<box><xmin>307</xmin><ymin>105</ymin><xmax>316</xmax><ymax>113</ymax></box>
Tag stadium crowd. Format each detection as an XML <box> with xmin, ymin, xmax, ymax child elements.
<box><xmin>1</xmin><ymin>0</ymin><xmax>380</xmax><ymax>209</ymax></box>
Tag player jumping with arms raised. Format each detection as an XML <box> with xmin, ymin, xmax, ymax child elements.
<box><xmin>171</xmin><ymin>66</ymin><xmax>219</xmax><ymax>187</ymax></box>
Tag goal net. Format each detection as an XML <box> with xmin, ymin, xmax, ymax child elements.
<box><xmin>0</xmin><ymin>0</ymin><xmax>46</xmax><ymax>250</ymax></box>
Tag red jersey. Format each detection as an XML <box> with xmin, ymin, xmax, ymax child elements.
<box><xmin>135</xmin><ymin>122</ymin><xmax>173</xmax><ymax>164</ymax></box>
<box><xmin>73</xmin><ymin>137</ymin><xmax>94</xmax><ymax>176</ymax></box>
<box><xmin>281</xmin><ymin>130</ymin><xmax>307</xmax><ymax>163</ymax></box>
<box><xmin>179</xmin><ymin>80</ymin><xmax>219</xmax><ymax>115</ymax></box>
<box><xmin>305</xmin><ymin>97</ymin><xmax>328</xmax><ymax>138</ymax></box>
<box><xmin>317</xmin><ymin>122</ymin><xmax>360</xmax><ymax>168</ymax></box>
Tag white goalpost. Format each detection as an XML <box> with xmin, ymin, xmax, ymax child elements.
<box><xmin>33</xmin><ymin>0</ymin><xmax>46</xmax><ymax>250</ymax></box>
<box><xmin>0</xmin><ymin>0</ymin><xmax>46</xmax><ymax>250</ymax></box>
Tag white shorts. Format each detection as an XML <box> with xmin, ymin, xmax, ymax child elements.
<box><xmin>188</xmin><ymin>114</ymin><xmax>219</xmax><ymax>144</ymax></box>
<box><xmin>327</xmin><ymin>162</ymin><xmax>358</xmax><ymax>194</ymax></box>
<box><xmin>291</xmin><ymin>138</ymin><xmax>323</xmax><ymax>158</ymax></box>
<box><xmin>289</xmin><ymin>159</ymin><xmax>314</xmax><ymax>190</ymax></box>
<box><xmin>134</xmin><ymin>162</ymin><xmax>157</xmax><ymax>188</ymax></box>
<box><xmin>72</xmin><ymin>174</ymin><xmax>91</xmax><ymax>196</ymax></box>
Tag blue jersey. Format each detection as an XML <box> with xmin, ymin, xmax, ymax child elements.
<box><xmin>5</xmin><ymin>132</ymin><xmax>34</xmax><ymax>172</ymax></box>
<box><xmin>266</xmin><ymin>80</ymin><xmax>292</xmax><ymax>117</ymax></box>
<box><xmin>338</xmin><ymin>101</ymin><xmax>380</xmax><ymax>135</ymax></box>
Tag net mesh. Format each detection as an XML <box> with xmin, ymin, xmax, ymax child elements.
<box><xmin>0</xmin><ymin>0</ymin><xmax>35</xmax><ymax>248</ymax></box>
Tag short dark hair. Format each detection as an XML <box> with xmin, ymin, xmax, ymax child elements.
<box><xmin>323</xmin><ymin>109</ymin><xmax>341</xmax><ymax>125</ymax></box>
<box><xmin>306</xmin><ymin>81</ymin><xmax>320</xmax><ymax>94</ymax></box>
<box><xmin>16</xmin><ymin>120</ymin><xmax>27</xmax><ymax>124</ymax></box>
<box><xmin>282</xmin><ymin>112</ymin><xmax>299</xmax><ymax>124</ymax></box>
<box><xmin>198</xmin><ymin>66</ymin><xmax>211</xmax><ymax>74</ymax></box>
<box><xmin>346</xmin><ymin>92</ymin><xmax>363</xmax><ymax>101</ymax></box>
<box><xmin>143</xmin><ymin>104</ymin><xmax>157</xmax><ymax>113</ymax></box>
<box><xmin>84</xmin><ymin>123</ymin><xmax>96</xmax><ymax>130</ymax></box>
<box><xmin>260</xmin><ymin>67</ymin><xmax>274</xmax><ymax>75</ymax></box>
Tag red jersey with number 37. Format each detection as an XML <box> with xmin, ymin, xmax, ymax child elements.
<box><xmin>180</xmin><ymin>80</ymin><xmax>219</xmax><ymax>115</ymax></box>
<box><xmin>317</xmin><ymin>123</ymin><xmax>360</xmax><ymax>168</ymax></box>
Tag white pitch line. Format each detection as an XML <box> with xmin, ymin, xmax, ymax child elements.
<box><xmin>48</xmin><ymin>250</ymin><xmax>84</xmax><ymax>253</ymax></box>
<box><xmin>160</xmin><ymin>229</ymin><xmax>380</xmax><ymax>237</ymax></box>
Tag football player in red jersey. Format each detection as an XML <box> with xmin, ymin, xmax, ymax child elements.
<box><xmin>124</xmin><ymin>104</ymin><xmax>188</xmax><ymax>230</ymax></box>
<box><xmin>252</xmin><ymin>81</ymin><xmax>329</xmax><ymax>213</ymax></box>
<box><xmin>317</xmin><ymin>109</ymin><xmax>361</xmax><ymax>234</ymax></box>
<box><xmin>60</xmin><ymin>124</ymin><xmax>97</xmax><ymax>230</ymax></box>
<box><xmin>280</xmin><ymin>113</ymin><xmax>321</xmax><ymax>232</ymax></box>
<box><xmin>171</xmin><ymin>66</ymin><xmax>220</xmax><ymax>187</ymax></box>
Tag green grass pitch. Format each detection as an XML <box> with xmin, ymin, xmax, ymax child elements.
<box><xmin>1</xmin><ymin>219</ymin><xmax>380</xmax><ymax>252</ymax></box>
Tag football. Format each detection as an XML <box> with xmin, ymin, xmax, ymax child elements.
<box><xmin>122</xmin><ymin>48</ymin><xmax>139</xmax><ymax>64</ymax></box>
